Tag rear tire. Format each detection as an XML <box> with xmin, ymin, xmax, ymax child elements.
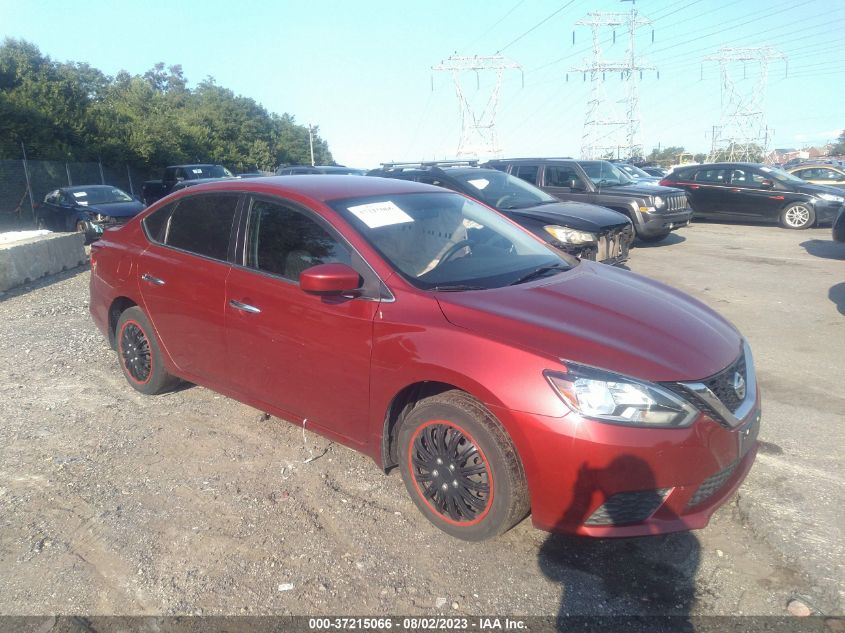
<box><xmin>397</xmin><ymin>390</ymin><xmax>529</xmax><ymax>541</ymax></box>
<box><xmin>115</xmin><ymin>307</ymin><xmax>179</xmax><ymax>395</ymax></box>
<box><xmin>779</xmin><ymin>203</ymin><xmax>815</xmax><ymax>229</ymax></box>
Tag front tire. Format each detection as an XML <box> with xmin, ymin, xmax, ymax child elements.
<box><xmin>397</xmin><ymin>390</ymin><xmax>529</xmax><ymax>541</ymax></box>
<box><xmin>115</xmin><ymin>307</ymin><xmax>179</xmax><ymax>395</ymax></box>
<box><xmin>780</xmin><ymin>203</ymin><xmax>815</xmax><ymax>229</ymax></box>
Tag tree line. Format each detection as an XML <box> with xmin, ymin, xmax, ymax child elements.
<box><xmin>0</xmin><ymin>38</ymin><xmax>333</xmax><ymax>172</ymax></box>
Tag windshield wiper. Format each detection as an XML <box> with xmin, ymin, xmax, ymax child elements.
<box><xmin>509</xmin><ymin>263</ymin><xmax>568</xmax><ymax>286</ymax></box>
<box><xmin>431</xmin><ymin>284</ymin><xmax>486</xmax><ymax>292</ymax></box>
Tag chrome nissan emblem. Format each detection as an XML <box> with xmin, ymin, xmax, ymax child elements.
<box><xmin>733</xmin><ymin>372</ymin><xmax>746</xmax><ymax>400</ymax></box>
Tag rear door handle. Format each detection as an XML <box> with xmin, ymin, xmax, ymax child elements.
<box><xmin>229</xmin><ymin>299</ymin><xmax>261</xmax><ymax>314</ymax></box>
<box><xmin>141</xmin><ymin>273</ymin><xmax>165</xmax><ymax>286</ymax></box>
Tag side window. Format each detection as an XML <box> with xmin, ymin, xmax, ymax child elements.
<box><xmin>142</xmin><ymin>202</ymin><xmax>175</xmax><ymax>243</ymax></box>
<box><xmin>546</xmin><ymin>166</ymin><xmax>581</xmax><ymax>187</ymax></box>
<box><xmin>246</xmin><ymin>198</ymin><xmax>351</xmax><ymax>281</ymax></box>
<box><xmin>165</xmin><ymin>194</ymin><xmax>239</xmax><ymax>260</ymax></box>
<box><xmin>793</xmin><ymin>169</ymin><xmax>813</xmax><ymax>179</ymax></box>
<box><xmin>728</xmin><ymin>169</ymin><xmax>766</xmax><ymax>186</ymax></box>
<box><xmin>821</xmin><ymin>169</ymin><xmax>844</xmax><ymax>180</ymax></box>
<box><xmin>514</xmin><ymin>165</ymin><xmax>539</xmax><ymax>184</ymax></box>
<box><xmin>694</xmin><ymin>169</ymin><xmax>727</xmax><ymax>183</ymax></box>
<box><xmin>45</xmin><ymin>191</ymin><xmax>59</xmax><ymax>204</ymax></box>
<box><xmin>174</xmin><ymin>168</ymin><xmax>186</xmax><ymax>180</ymax></box>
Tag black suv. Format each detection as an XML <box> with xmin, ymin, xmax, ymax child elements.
<box><xmin>661</xmin><ymin>162</ymin><xmax>845</xmax><ymax>229</ymax></box>
<box><xmin>367</xmin><ymin>161</ymin><xmax>634</xmax><ymax>265</ymax></box>
<box><xmin>484</xmin><ymin>158</ymin><xmax>692</xmax><ymax>242</ymax></box>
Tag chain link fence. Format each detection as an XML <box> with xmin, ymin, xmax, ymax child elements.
<box><xmin>0</xmin><ymin>158</ymin><xmax>160</xmax><ymax>230</ymax></box>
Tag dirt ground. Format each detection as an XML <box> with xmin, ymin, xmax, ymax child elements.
<box><xmin>0</xmin><ymin>222</ymin><xmax>842</xmax><ymax>620</ymax></box>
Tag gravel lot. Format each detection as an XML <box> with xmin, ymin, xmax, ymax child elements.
<box><xmin>0</xmin><ymin>221</ymin><xmax>842</xmax><ymax>619</ymax></box>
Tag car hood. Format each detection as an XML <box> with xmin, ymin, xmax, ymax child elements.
<box><xmin>435</xmin><ymin>261</ymin><xmax>741</xmax><ymax>382</ymax></box>
<box><xmin>596</xmin><ymin>182</ymin><xmax>684</xmax><ymax>197</ymax></box>
<box><xmin>508</xmin><ymin>202</ymin><xmax>631</xmax><ymax>232</ymax></box>
<box><xmin>83</xmin><ymin>200</ymin><xmax>145</xmax><ymax>218</ymax></box>
<box><xmin>796</xmin><ymin>182</ymin><xmax>845</xmax><ymax>198</ymax></box>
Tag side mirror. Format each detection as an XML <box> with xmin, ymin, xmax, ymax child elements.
<box><xmin>175</xmin><ymin>176</ymin><xmax>185</xmax><ymax>182</ymax></box>
<box><xmin>568</xmin><ymin>179</ymin><xmax>585</xmax><ymax>191</ymax></box>
<box><xmin>300</xmin><ymin>263</ymin><xmax>362</xmax><ymax>296</ymax></box>
<box><xmin>759</xmin><ymin>179</ymin><xmax>774</xmax><ymax>189</ymax></box>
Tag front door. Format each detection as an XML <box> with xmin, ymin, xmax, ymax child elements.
<box><xmin>224</xmin><ymin>196</ymin><xmax>379</xmax><ymax>446</ymax></box>
<box><xmin>542</xmin><ymin>164</ymin><xmax>593</xmax><ymax>205</ymax></box>
<box><xmin>725</xmin><ymin>168</ymin><xmax>784</xmax><ymax>221</ymax></box>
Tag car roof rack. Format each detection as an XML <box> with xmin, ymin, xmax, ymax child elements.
<box><xmin>485</xmin><ymin>157</ymin><xmax>573</xmax><ymax>161</ymax></box>
<box><xmin>379</xmin><ymin>160</ymin><xmax>479</xmax><ymax>169</ymax></box>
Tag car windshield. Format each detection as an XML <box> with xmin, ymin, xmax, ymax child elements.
<box><xmin>67</xmin><ymin>187</ymin><xmax>133</xmax><ymax>205</ymax></box>
<box><xmin>579</xmin><ymin>161</ymin><xmax>634</xmax><ymax>187</ymax></box>
<box><xmin>331</xmin><ymin>192</ymin><xmax>570</xmax><ymax>290</ymax></box>
<box><xmin>450</xmin><ymin>170</ymin><xmax>557</xmax><ymax>210</ymax></box>
<box><xmin>760</xmin><ymin>166</ymin><xmax>806</xmax><ymax>184</ymax></box>
<box><xmin>197</xmin><ymin>165</ymin><xmax>234</xmax><ymax>178</ymax></box>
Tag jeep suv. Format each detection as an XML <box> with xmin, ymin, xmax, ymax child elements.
<box><xmin>485</xmin><ymin>158</ymin><xmax>693</xmax><ymax>242</ymax></box>
<box><xmin>368</xmin><ymin>161</ymin><xmax>634</xmax><ymax>265</ymax></box>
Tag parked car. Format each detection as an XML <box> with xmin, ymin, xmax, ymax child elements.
<box><xmin>276</xmin><ymin>165</ymin><xmax>367</xmax><ymax>175</ymax></box>
<box><xmin>171</xmin><ymin>176</ymin><xmax>239</xmax><ymax>193</ymax></box>
<box><xmin>36</xmin><ymin>185</ymin><xmax>145</xmax><ymax>242</ymax></box>
<box><xmin>367</xmin><ymin>161</ymin><xmax>634</xmax><ymax>265</ymax></box>
<box><xmin>90</xmin><ymin>176</ymin><xmax>760</xmax><ymax>541</ymax></box>
<box><xmin>609</xmin><ymin>161</ymin><xmax>662</xmax><ymax>183</ymax></box>
<box><xmin>142</xmin><ymin>164</ymin><xmax>234</xmax><ymax>205</ymax></box>
<box><xmin>660</xmin><ymin>163</ymin><xmax>845</xmax><ymax>229</ymax></box>
<box><xmin>834</xmin><ymin>208</ymin><xmax>845</xmax><ymax>242</ymax></box>
<box><xmin>640</xmin><ymin>166</ymin><xmax>668</xmax><ymax>178</ymax></box>
<box><xmin>485</xmin><ymin>158</ymin><xmax>692</xmax><ymax>242</ymax></box>
<box><xmin>788</xmin><ymin>163</ymin><xmax>845</xmax><ymax>189</ymax></box>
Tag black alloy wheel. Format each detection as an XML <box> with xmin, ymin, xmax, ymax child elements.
<box><xmin>115</xmin><ymin>306</ymin><xmax>179</xmax><ymax>395</ymax></box>
<box><xmin>120</xmin><ymin>321</ymin><xmax>152</xmax><ymax>384</ymax></box>
<box><xmin>397</xmin><ymin>390</ymin><xmax>529</xmax><ymax>541</ymax></box>
<box><xmin>408</xmin><ymin>422</ymin><xmax>492</xmax><ymax>523</ymax></box>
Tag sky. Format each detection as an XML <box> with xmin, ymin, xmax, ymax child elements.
<box><xmin>2</xmin><ymin>0</ymin><xmax>844</xmax><ymax>168</ymax></box>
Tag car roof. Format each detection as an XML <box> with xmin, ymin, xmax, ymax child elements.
<box><xmin>62</xmin><ymin>185</ymin><xmax>117</xmax><ymax>192</ymax></box>
<box><xmin>788</xmin><ymin>163</ymin><xmax>843</xmax><ymax>169</ymax></box>
<box><xmin>165</xmin><ymin>174</ymin><xmax>444</xmax><ymax>203</ymax></box>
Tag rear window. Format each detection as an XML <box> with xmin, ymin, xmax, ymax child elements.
<box><xmin>693</xmin><ymin>169</ymin><xmax>727</xmax><ymax>183</ymax></box>
<box><xmin>165</xmin><ymin>194</ymin><xmax>239</xmax><ymax>261</ymax></box>
<box><xmin>514</xmin><ymin>165</ymin><xmax>539</xmax><ymax>184</ymax></box>
<box><xmin>142</xmin><ymin>202</ymin><xmax>174</xmax><ymax>242</ymax></box>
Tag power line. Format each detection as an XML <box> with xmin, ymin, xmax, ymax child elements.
<box><xmin>496</xmin><ymin>0</ymin><xmax>579</xmax><ymax>55</ymax></box>
<box><xmin>468</xmin><ymin>1</ymin><xmax>526</xmax><ymax>49</ymax></box>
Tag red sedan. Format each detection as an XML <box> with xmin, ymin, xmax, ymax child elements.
<box><xmin>89</xmin><ymin>176</ymin><xmax>760</xmax><ymax>541</ymax></box>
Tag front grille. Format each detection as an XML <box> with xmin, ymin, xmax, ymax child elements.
<box><xmin>664</xmin><ymin>194</ymin><xmax>688</xmax><ymax>211</ymax></box>
<box><xmin>687</xmin><ymin>460</ymin><xmax>738</xmax><ymax>508</ymax></box>
<box><xmin>585</xmin><ymin>488</ymin><xmax>670</xmax><ymax>526</ymax></box>
<box><xmin>663</xmin><ymin>349</ymin><xmax>747</xmax><ymax>427</ymax></box>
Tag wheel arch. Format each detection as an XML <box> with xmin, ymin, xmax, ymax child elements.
<box><xmin>107</xmin><ymin>296</ymin><xmax>138</xmax><ymax>349</ymax></box>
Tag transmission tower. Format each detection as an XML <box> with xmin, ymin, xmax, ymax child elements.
<box><xmin>431</xmin><ymin>54</ymin><xmax>522</xmax><ymax>157</ymax></box>
<box><xmin>704</xmin><ymin>47</ymin><xmax>786</xmax><ymax>163</ymax></box>
<box><xmin>572</xmin><ymin>5</ymin><xmax>654</xmax><ymax>160</ymax></box>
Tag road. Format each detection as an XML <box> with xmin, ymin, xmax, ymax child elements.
<box><xmin>0</xmin><ymin>221</ymin><xmax>841</xmax><ymax>620</ymax></box>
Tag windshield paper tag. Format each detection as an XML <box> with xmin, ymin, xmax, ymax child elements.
<box><xmin>192</xmin><ymin>169</ymin><xmax>203</xmax><ymax>174</ymax></box>
<box><xmin>348</xmin><ymin>201</ymin><xmax>413</xmax><ymax>229</ymax></box>
<box><xmin>467</xmin><ymin>178</ymin><xmax>490</xmax><ymax>190</ymax></box>
<box><xmin>72</xmin><ymin>192</ymin><xmax>87</xmax><ymax>198</ymax></box>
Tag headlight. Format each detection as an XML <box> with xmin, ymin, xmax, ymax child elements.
<box><xmin>545</xmin><ymin>362</ymin><xmax>699</xmax><ymax>427</ymax></box>
<box><xmin>543</xmin><ymin>225</ymin><xmax>597</xmax><ymax>245</ymax></box>
<box><xmin>818</xmin><ymin>193</ymin><xmax>844</xmax><ymax>203</ymax></box>
<box><xmin>653</xmin><ymin>196</ymin><xmax>665</xmax><ymax>209</ymax></box>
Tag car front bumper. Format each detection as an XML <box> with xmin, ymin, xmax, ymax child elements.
<box><xmin>637</xmin><ymin>208</ymin><xmax>694</xmax><ymax>237</ymax></box>
<box><xmin>813</xmin><ymin>200</ymin><xmax>844</xmax><ymax>224</ymax></box>
<box><xmin>491</xmin><ymin>388</ymin><xmax>760</xmax><ymax>537</ymax></box>
<box><xmin>553</xmin><ymin>224</ymin><xmax>634</xmax><ymax>266</ymax></box>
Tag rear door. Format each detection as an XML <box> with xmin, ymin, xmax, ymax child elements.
<box><xmin>137</xmin><ymin>192</ymin><xmax>241</xmax><ymax>385</ymax></box>
<box><xmin>687</xmin><ymin>168</ymin><xmax>730</xmax><ymax>216</ymax></box>
<box><xmin>224</xmin><ymin>195</ymin><xmax>379</xmax><ymax>445</ymax></box>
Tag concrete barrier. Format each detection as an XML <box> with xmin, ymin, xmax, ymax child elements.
<box><xmin>0</xmin><ymin>232</ymin><xmax>87</xmax><ymax>292</ymax></box>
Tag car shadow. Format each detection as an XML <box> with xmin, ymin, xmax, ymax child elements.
<box><xmin>537</xmin><ymin>455</ymin><xmax>699</xmax><ymax>631</ymax></box>
<box><xmin>634</xmin><ymin>232</ymin><xmax>686</xmax><ymax>248</ymax></box>
<box><xmin>829</xmin><ymin>283</ymin><xmax>845</xmax><ymax>316</ymax></box>
<box><xmin>800</xmin><ymin>239</ymin><xmax>845</xmax><ymax>261</ymax></box>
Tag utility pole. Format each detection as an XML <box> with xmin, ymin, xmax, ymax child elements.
<box><xmin>431</xmin><ymin>54</ymin><xmax>522</xmax><ymax>157</ymax></box>
<box><xmin>571</xmin><ymin>3</ymin><xmax>654</xmax><ymax>160</ymax></box>
<box><xmin>704</xmin><ymin>47</ymin><xmax>786</xmax><ymax>163</ymax></box>
<box><xmin>308</xmin><ymin>124</ymin><xmax>316</xmax><ymax>166</ymax></box>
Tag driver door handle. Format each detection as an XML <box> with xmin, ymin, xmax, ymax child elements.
<box><xmin>229</xmin><ymin>299</ymin><xmax>261</xmax><ymax>314</ymax></box>
<box><xmin>141</xmin><ymin>273</ymin><xmax>165</xmax><ymax>286</ymax></box>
